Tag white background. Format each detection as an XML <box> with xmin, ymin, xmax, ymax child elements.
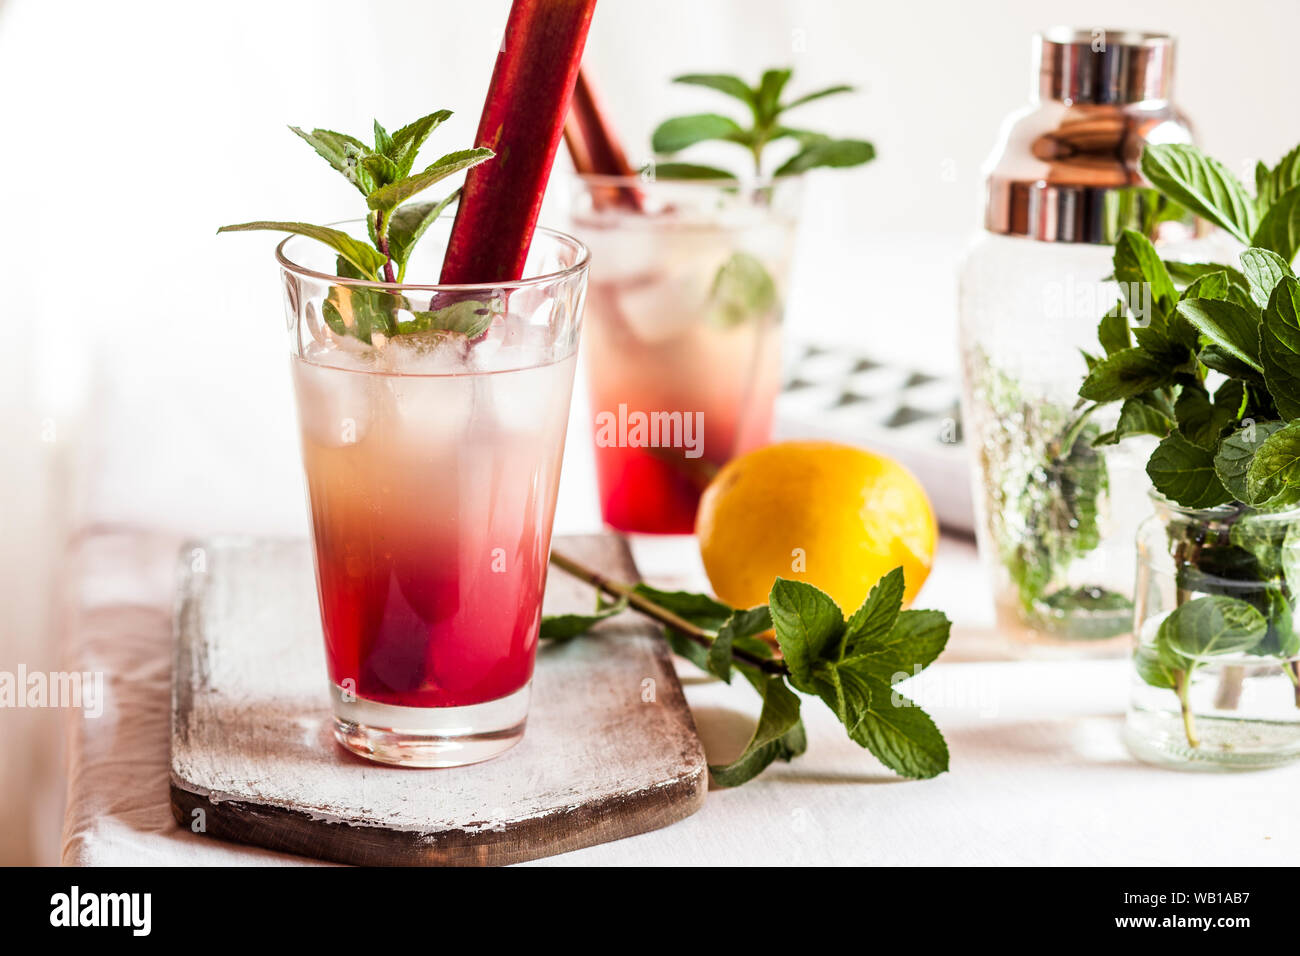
<box><xmin>1</xmin><ymin>0</ymin><xmax>1297</xmax><ymax>863</ymax></box>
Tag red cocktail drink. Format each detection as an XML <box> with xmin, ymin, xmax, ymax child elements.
<box><xmin>280</xmin><ymin>224</ymin><xmax>588</xmax><ymax>766</ymax></box>
<box><xmin>571</xmin><ymin>175</ymin><xmax>799</xmax><ymax>534</ymax></box>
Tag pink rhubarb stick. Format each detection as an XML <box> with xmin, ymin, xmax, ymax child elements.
<box><xmin>440</xmin><ymin>0</ymin><xmax>598</xmax><ymax>284</ymax></box>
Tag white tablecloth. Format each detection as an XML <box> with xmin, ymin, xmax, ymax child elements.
<box><xmin>59</xmin><ymin>528</ymin><xmax>1300</xmax><ymax>866</ymax></box>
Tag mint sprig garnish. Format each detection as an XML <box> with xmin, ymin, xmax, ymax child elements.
<box><xmin>650</xmin><ymin>68</ymin><xmax>874</xmax><ymax>180</ymax></box>
<box><xmin>543</xmin><ymin>553</ymin><xmax>950</xmax><ymax>786</ymax></box>
<box><xmin>218</xmin><ymin>112</ymin><xmax>496</xmax><ymax>343</ymax></box>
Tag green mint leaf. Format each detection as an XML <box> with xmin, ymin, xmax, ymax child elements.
<box><xmin>707</xmin><ymin>625</ymin><xmax>735</xmax><ymax>683</ymax></box>
<box><xmin>388</xmin><ymin>110</ymin><xmax>453</xmax><ymax>177</ymax></box>
<box><xmin>1159</xmin><ymin>595</ymin><xmax>1268</xmax><ymax>659</ymax></box>
<box><xmin>817</xmin><ymin>664</ymin><xmax>873</xmax><ymax>741</ymax></box>
<box><xmin>1240</xmin><ymin>248</ymin><xmax>1294</xmax><ymax>311</ymax></box>
<box><xmin>672</xmin><ymin>73</ymin><xmax>756</xmax><ymax>111</ymax></box>
<box><xmin>373</xmin><ymin>119</ymin><xmax>393</xmax><ymax>156</ymax></box>
<box><xmin>663</xmin><ymin>629</ymin><xmax>710</xmax><ymax>673</ymax></box>
<box><xmin>386</xmin><ymin>190</ymin><xmax>459</xmax><ymax>271</ymax></box>
<box><xmin>837</xmin><ymin>669</ymin><xmax>949</xmax><ymax>778</ymax></box>
<box><xmin>1114</xmin><ymin>229</ymin><xmax>1177</xmax><ymax>319</ymax></box>
<box><xmin>401</xmin><ymin>298</ymin><xmax>497</xmax><ymax>339</ymax></box>
<box><xmin>780</xmin><ymin>84</ymin><xmax>855</xmax><ymax>112</ymax></box>
<box><xmin>632</xmin><ymin>584</ymin><xmax>733</xmax><ymax>632</ymax></box>
<box><xmin>1245</xmin><ymin>421</ymin><xmax>1300</xmax><ymax>506</ymax></box>
<box><xmin>334</xmin><ymin>255</ymin><xmax>370</xmax><ymax>281</ymax></box>
<box><xmin>768</xmin><ymin>578</ymin><xmax>845</xmax><ymax>684</ymax></box>
<box><xmin>708</xmin><ymin>675</ymin><xmax>805</xmax><ymax>787</ymax></box>
<box><xmin>1261</xmin><ymin>275</ymin><xmax>1300</xmax><ymax>419</ymax></box>
<box><xmin>1134</xmin><ymin>641</ymin><xmax>1181</xmax><ymax>690</ymax></box>
<box><xmin>843</xmin><ymin>567</ymin><xmax>905</xmax><ymax>649</ymax></box>
<box><xmin>1140</xmin><ymin>144</ymin><xmax>1258</xmax><ymax>245</ymax></box>
<box><xmin>322</xmin><ymin>285</ymin><xmax>409</xmax><ymax>344</ymax></box>
<box><xmin>320</xmin><ymin>300</ymin><xmax>347</xmax><ymax>337</ymax></box>
<box><xmin>539</xmin><ymin>597</ymin><xmax>629</xmax><ymax>641</ymax></box>
<box><xmin>360</xmin><ymin>151</ymin><xmax>400</xmax><ymax>189</ymax></box>
<box><xmin>651</xmin><ymin>113</ymin><xmax>746</xmax><ymax>153</ymax></box>
<box><xmin>650</xmin><ymin>162</ymin><xmax>737</xmax><ymax>180</ymax></box>
<box><xmin>708</xmin><ymin>606</ymin><xmax>773</xmax><ymax>683</ymax></box>
<box><xmin>1078</xmin><ymin>347</ymin><xmax>1172</xmax><ymax>402</ymax></box>
<box><xmin>754</xmin><ymin>68</ymin><xmax>793</xmax><ymax>124</ymax></box>
<box><xmin>289</xmin><ymin>126</ymin><xmax>374</xmax><ymax>195</ymax></box>
<box><xmin>366</xmin><ymin>147</ymin><xmax>494</xmax><ymax>212</ymax></box>
<box><xmin>1176</xmin><ymin>297</ymin><xmax>1263</xmax><ymax>371</ymax></box>
<box><xmin>1199</xmin><ymin>345</ymin><xmax>1266</xmax><ymax>387</ymax></box>
<box><xmin>846</xmin><ymin>608</ymin><xmax>951</xmax><ymax>677</ymax></box>
<box><xmin>1251</xmin><ymin>184</ymin><xmax>1300</xmax><ymax>267</ymax></box>
<box><xmin>216</xmin><ymin>221</ymin><xmax>387</xmax><ymax>279</ymax></box>
<box><xmin>1173</xmin><ymin>387</ymin><xmax>1233</xmax><ymax>449</ymax></box>
<box><xmin>1259</xmin><ymin>589</ymin><xmax>1300</xmax><ymax>659</ymax></box>
<box><xmin>1215</xmin><ymin>421</ymin><xmax>1286</xmax><ymax>501</ymax></box>
<box><xmin>1256</xmin><ymin>145</ymin><xmax>1300</xmax><ymax>215</ymax></box>
<box><xmin>708</xmin><ymin>252</ymin><xmax>777</xmax><ymax>326</ymax></box>
<box><xmin>1103</xmin><ymin>395</ymin><xmax>1174</xmax><ymax>445</ymax></box>
<box><xmin>1098</xmin><ymin>306</ymin><xmax>1131</xmax><ymax>355</ymax></box>
<box><xmin>1179</xmin><ymin>270</ymin><xmax>1231</xmax><ymax>301</ymax></box>
<box><xmin>1147</xmin><ymin>433</ymin><xmax>1232</xmax><ymax>508</ymax></box>
<box><xmin>774</xmin><ymin>138</ymin><xmax>874</xmax><ymax>176</ymax></box>
<box><xmin>1213</xmin><ymin>379</ymin><xmax>1249</xmax><ymax>418</ymax></box>
<box><xmin>1228</xmin><ymin>516</ymin><xmax>1291</xmax><ymax>582</ymax></box>
<box><xmin>1132</xmin><ymin>324</ymin><xmax>1197</xmax><ymax>369</ymax></box>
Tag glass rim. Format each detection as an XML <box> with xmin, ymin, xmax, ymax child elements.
<box><xmin>1148</xmin><ymin>488</ymin><xmax>1300</xmax><ymax>521</ymax></box>
<box><xmin>276</xmin><ymin>219</ymin><xmax>590</xmax><ymax>293</ymax></box>
<box><xmin>1038</xmin><ymin>26</ymin><xmax>1172</xmax><ymax>47</ymax></box>
<box><xmin>571</xmin><ymin>170</ymin><xmax>800</xmax><ymax>191</ymax></box>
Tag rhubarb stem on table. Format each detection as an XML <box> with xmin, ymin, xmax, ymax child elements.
<box><xmin>548</xmin><ymin>550</ymin><xmax>787</xmax><ymax>676</ymax></box>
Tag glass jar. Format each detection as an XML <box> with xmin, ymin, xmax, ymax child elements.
<box><xmin>958</xmin><ymin>28</ymin><xmax>1195</xmax><ymax>649</ymax></box>
<box><xmin>1126</xmin><ymin>494</ymin><xmax>1300</xmax><ymax>770</ymax></box>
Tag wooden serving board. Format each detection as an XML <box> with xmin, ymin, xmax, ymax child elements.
<box><xmin>169</xmin><ymin>534</ymin><xmax>706</xmax><ymax>866</ymax></box>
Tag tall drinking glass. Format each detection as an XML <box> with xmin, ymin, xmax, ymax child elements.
<box><xmin>278</xmin><ymin>221</ymin><xmax>589</xmax><ymax>767</ymax></box>
<box><xmin>569</xmin><ymin>174</ymin><xmax>800</xmax><ymax>534</ymax></box>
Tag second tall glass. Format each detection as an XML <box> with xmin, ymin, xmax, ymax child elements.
<box><xmin>570</xmin><ymin>174</ymin><xmax>800</xmax><ymax>534</ymax></box>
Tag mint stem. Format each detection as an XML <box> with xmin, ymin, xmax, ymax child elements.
<box><xmin>548</xmin><ymin>550</ymin><xmax>787</xmax><ymax>676</ymax></box>
<box><xmin>374</xmin><ymin>210</ymin><xmax>396</xmax><ymax>284</ymax></box>
<box><xmin>1175</xmin><ymin>669</ymin><xmax>1200</xmax><ymax>748</ymax></box>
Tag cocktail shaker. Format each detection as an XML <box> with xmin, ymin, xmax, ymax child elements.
<box><xmin>958</xmin><ymin>29</ymin><xmax>1196</xmax><ymax>649</ymax></box>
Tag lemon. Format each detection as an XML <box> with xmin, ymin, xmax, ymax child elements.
<box><xmin>696</xmin><ymin>441</ymin><xmax>937</xmax><ymax>613</ymax></box>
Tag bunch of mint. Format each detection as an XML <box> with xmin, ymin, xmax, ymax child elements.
<box><xmin>649</xmin><ymin>68</ymin><xmax>874</xmax><ymax>180</ymax></box>
<box><xmin>543</xmin><ymin>566</ymin><xmax>950</xmax><ymax>786</ymax></box>
<box><xmin>1076</xmin><ymin>141</ymin><xmax>1300</xmax><ymax>742</ymax></box>
<box><xmin>219</xmin><ymin>112</ymin><xmax>495</xmax><ymax>342</ymax></box>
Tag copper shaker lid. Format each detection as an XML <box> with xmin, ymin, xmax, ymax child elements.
<box><xmin>985</xmin><ymin>28</ymin><xmax>1195</xmax><ymax>243</ymax></box>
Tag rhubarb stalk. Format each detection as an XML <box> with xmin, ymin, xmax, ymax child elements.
<box><xmin>440</xmin><ymin>0</ymin><xmax>598</xmax><ymax>284</ymax></box>
<box><xmin>564</xmin><ymin>68</ymin><xmax>643</xmax><ymax>210</ymax></box>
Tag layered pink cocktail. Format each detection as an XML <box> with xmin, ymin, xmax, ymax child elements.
<box><xmin>279</xmin><ymin>225</ymin><xmax>587</xmax><ymax>766</ymax></box>
<box><xmin>571</xmin><ymin>175</ymin><xmax>799</xmax><ymax>533</ymax></box>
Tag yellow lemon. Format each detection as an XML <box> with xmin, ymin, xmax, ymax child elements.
<box><xmin>696</xmin><ymin>441</ymin><xmax>937</xmax><ymax>613</ymax></box>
